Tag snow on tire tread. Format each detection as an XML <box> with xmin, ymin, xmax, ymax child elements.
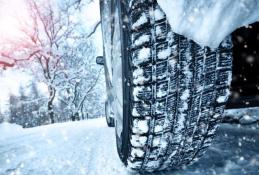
<box><xmin>125</xmin><ymin>0</ymin><xmax>233</xmax><ymax>172</ymax></box>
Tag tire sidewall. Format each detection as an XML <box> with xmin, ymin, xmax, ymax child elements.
<box><xmin>105</xmin><ymin>101</ymin><xmax>111</xmax><ymax>125</ymax></box>
<box><xmin>114</xmin><ymin>0</ymin><xmax>131</xmax><ymax>164</ymax></box>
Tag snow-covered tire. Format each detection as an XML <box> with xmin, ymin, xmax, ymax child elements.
<box><xmin>116</xmin><ymin>0</ymin><xmax>233</xmax><ymax>172</ymax></box>
<box><xmin>105</xmin><ymin>101</ymin><xmax>115</xmax><ymax>127</ymax></box>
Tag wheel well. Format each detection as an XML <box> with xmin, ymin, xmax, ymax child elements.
<box><xmin>227</xmin><ymin>22</ymin><xmax>259</xmax><ymax>108</ymax></box>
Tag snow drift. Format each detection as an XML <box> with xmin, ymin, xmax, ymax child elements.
<box><xmin>0</xmin><ymin>117</ymin><xmax>258</xmax><ymax>175</ymax></box>
<box><xmin>0</xmin><ymin>122</ymin><xmax>23</xmax><ymax>141</ymax></box>
<box><xmin>157</xmin><ymin>0</ymin><xmax>259</xmax><ymax>48</ymax></box>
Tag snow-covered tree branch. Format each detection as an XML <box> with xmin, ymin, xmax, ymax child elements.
<box><xmin>1</xmin><ymin>0</ymin><xmax>103</xmax><ymax>124</ymax></box>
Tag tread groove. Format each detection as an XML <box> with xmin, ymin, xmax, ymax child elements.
<box><xmin>119</xmin><ymin>0</ymin><xmax>233</xmax><ymax>172</ymax></box>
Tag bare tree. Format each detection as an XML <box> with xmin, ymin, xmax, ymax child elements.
<box><xmin>0</xmin><ymin>0</ymin><xmax>102</xmax><ymax>124</ymax></box>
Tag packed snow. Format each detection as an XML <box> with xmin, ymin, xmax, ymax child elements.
<box><xmin>132</xmin><ymin>13</ymin><xmax>148</xmax><ymax>30</ymax></box>
<box><xmin>224</xmin><ymin>107</ymin><xmax>259</xmax><ymax>124</ymax></box>
<box><xmin>0</xmin><ymin>118</ymin><xmax>128</xmax><ymax>175</ymax></box>
<box><xmin>0</xmin><ymin>116</ymin><xmax>259</xmax><ymax>174</ymax></box>
<box><xmin>157</xmin><ymin>0</ymin><xmax>259</xmax><ymax>48</ymax></box>
<box><xmin>134</xmin><ymin>35</ymin><xmax>150</xmax><ymax>47</ymax></box>
<box><xmin>131</xmin><ymin>135</ymin><xmax>147</xmax><ymax>147</ymax></box>
<box><xmin>133</xmin><ymin>68</ymin><xmax>149</xmax><ymax>85</ymax></box>
<box><xmin>0</xmin><ymin>122</ymin><xmax>23</xmax><ymax>141</ymax></box>
<box><xmin>157</xmin><ymin>48</ymin><xmax>171</xmax><ymax>60</ymax></box>
<box><xmin>132</xmin><ymin>119</ymin><xmax>149</xmax><ymax>134</ymax></box>
<box><xmin>133</xmin><ymin>47</ymin><xmax>151</xmax><ymax>66</ymax></box>
<box><xmin>154</xmin><ymin>8</ymin><xmax>165</xmax><ymax>21</ymax></box>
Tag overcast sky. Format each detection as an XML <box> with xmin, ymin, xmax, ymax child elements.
<box><xmin>0</xmin><ymin>0</ymin><xmax>29</xmax><ymax>42</ymax></box>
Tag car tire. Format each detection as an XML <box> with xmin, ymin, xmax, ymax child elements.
<box><xmin>115</xmin><ymin>0</ymin><xmax>233</xmax><ymax>172</ymax></box>
<box><xmin>105</xmin><ymin>101</ymin><xmax>115</xmax><ymax>127</ymax></box>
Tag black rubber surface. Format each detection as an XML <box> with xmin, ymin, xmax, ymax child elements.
<box><xmin>116</xmin><ymin>0</ymin><xmax>233</xmax><ymax>172</ymax></box>
<box><xmin>105</xmin><ymin>102</ymin><xmax>115</xmax><ymax>127</ymax></box>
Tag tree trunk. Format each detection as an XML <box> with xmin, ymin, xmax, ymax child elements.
<box><xmin>71</xmin><ymin>112</ymin><xmax>79</xmax><ymax>121</ymax></box>
<box><xmin>48</xmin><ymin>86</ymin><xmax>56</xmax><ymax>124</ymax></box>
<box><xmin>48</xmin><ymin>101</ymin><xmax>55</xmax><ymax>123</ymax></box>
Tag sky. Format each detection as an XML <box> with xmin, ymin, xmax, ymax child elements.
<box><xmin>0</xmin><ymin>0</ymin><xmax>29</xmax><ymax>113</ymax></box>
<box><xmin>0</xmin><ymin>0</ymin><xmax>103</xmax><ymax>113</ymax></box>
<box><xmin>82</xmin><ymin>0</ymin><xmax>103</xmax><ymax>55</ymax></box>
<box><xmin>0</xmin><ymin>0</ymin><xmax>29</xmax><ymax>42</ymax></box>
<box><xmin>0</xmin><ymin>0</ymin><xmax>102</xmax><ymax>47</ymax></box>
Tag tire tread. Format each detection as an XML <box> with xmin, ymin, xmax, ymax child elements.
<box><xmin>125</xmin><ymin>0</ymin><xmax>232</xmax><ymax>172</ymax></box>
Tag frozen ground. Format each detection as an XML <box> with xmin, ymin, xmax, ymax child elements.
<box><xmin>0</xmin><ymin>114</ymin><xmax>259</xmax><ymax>175</ymax></box>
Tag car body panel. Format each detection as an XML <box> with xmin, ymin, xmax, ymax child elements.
<box><xmin>100</xmin><ymin>0</ymin><xmax>124</xmax><ymax>134</ymax></box>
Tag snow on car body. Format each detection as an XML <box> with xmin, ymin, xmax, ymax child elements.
<box><xmin>157</xmin><ymin>0</ymin><xmax>259</xmax><ymax>48</ymax></box>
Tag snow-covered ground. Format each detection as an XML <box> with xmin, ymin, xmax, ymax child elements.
<box><xmin>0</xmin><ymin>116</ymin><xmax>259</xmax><ymax>175</ymax></box>
<box><xmin>0</xmin><ymin>118</ymin><xmax>126</xmax><ymax>175</ymax></box>
<box><xmin>224</xmin><ymin>107</ymin><xmax>259</xmax><ymax>125</ymax></box>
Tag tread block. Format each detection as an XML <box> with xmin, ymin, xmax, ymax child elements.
<box><xmin>131</xmin><ymin>134</ymin><xmax>148</xmax><ymax>147</ymax></box>
<box><xmin>133</xmin><ymin>85</ymin><xmax>152</xmax><ymax>101</ymax></box>
<box><xmin>156</xmin><ymin>42</ymin><xmax>173</xmax><ymax>61</ymax></box>
<box><xmin>156</xmin><ymin>81</ymin><xmax>169</xmax><ymax>99</ymax></box>
<box><xmin>216</xmin><ymin>69</ymin><xmax>232</xmax><ymax>86</ymax></box>
<box><xmin>216</xmin><ymin>88</ymin><xmax>230</xmax><ymax>104</ymax></box>
<box><xmin>132</xmin><ymin>47</ymin><xmax>152</xmax><ymax>66</ymax></box>
<box><xmin>132</xmin><ymin>65</ymin><xmax>152</xmax><ymax>85</ymax></box>
<box><xmin>201</xmin><ymin>90</ymin><xmax>215</xmax><ymax>107</ymax></box>
<box><xmin>132</xmin><ymin>101</ymin><xmax>151</xmax><ymax>117</ymax></box>
<box><xmin>149</xmin><ymin>146</ymin><xmax>167</xmax><ymax>159</ymax></box>
<box><xmin>205</xmin><ymin>54</ymin><xmax>217</xmax><ymax>72</ymax></box>
<box><xmin>132</xmin><ymin>118</ymin><xmax>150</xmax><ymax>134</ymax></box>
<box><xmin>155</xmin><ymin>21</ymin><xmax>168</xmax><ymax>41</ymax></box>
<box><xmin>168</xmin><ymin>75</ymin><xmax>178</xmax><ymax>93</ymax></box>
<box><xmin>155</xmin><ymin>99</ymin><xmax>167</xmax><ymax>115</ymax></box>
<box><xmin>218</xmin><ymin>52</ymin><xmax>232</xmax><ymax>68</ymax></box>
<box><xmin>166</xmin><ymin>94</ymin><xmax>177</xmax><ymax>116</ymax></box>
<box><xmin>131</xmin><ymin>30</ymin><xmax>151</xmax><ymax>49</ymax></box>
<box><xmin>204</xmin><ymin>71</ymin><xmax>216</xmax><ymax>87</ymax></box>
<box><xmin>218</xmin><ymin>36</ymin><xmax>233</xmax><ymax>51</ymax></box>
<box><xmin>154</xmin><ymin>118</ymin><xmax>164</xmax><ymax>134</ymax></box>
<box><xmin>156</xmin><ymin>61</ymin><xmax>168</xmax><ymax>80</ymax></box>
<box><xmin>127</xmin><ymin>159</ymin><xmax>142</xmax><ymax>169</ymax></box>
<box><xmin>131</xmin><ymin>8</ymin><xmax>150</xmax><ymax>30</ymax></box>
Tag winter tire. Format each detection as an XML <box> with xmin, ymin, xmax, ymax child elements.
<box><xmin>100</xmin><ymin>0</ymin><xmax>233</xmax><ymax>172</ymax></box>
<box><xmin>105</xmin><ymin>101</ymin><xmax>115</xmax><ymax>127</ymax></box>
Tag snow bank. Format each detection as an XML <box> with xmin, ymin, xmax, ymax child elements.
<box><xmin>0</xmin><ymin>122</ymin><xmax>23</xmax><ymax>141</ymax></box>
<box><xmin>224</xmin><ymin>107</ymin><xmax>259</xmax><ymax>124</ymax></box>
<box><xmin>157</xmin><ymin>0</ymin><xmax>259</xmax><ymax>48</ymax></box>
